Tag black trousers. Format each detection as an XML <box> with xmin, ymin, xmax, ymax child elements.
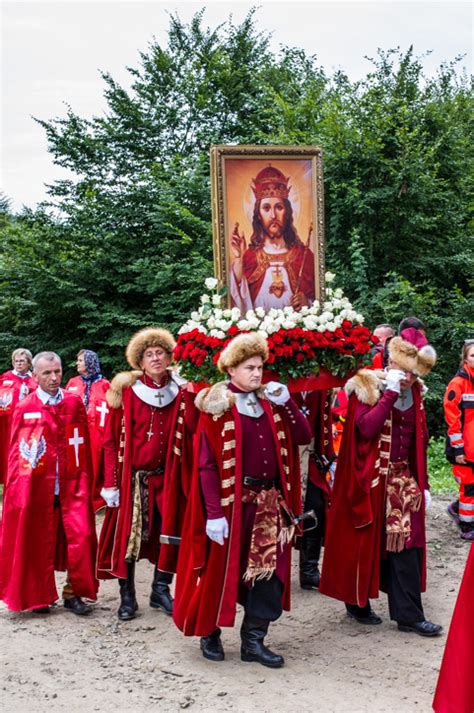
<box><xmin>346</xmin><ymin>547</ymin><xmax>425</xmax><ymax>624</ymax></box>
<box><xmin>244</xmin><ymin>575</ymin><xmax>283</xmax><ymax>622</ymax></box>
<box><xmin>385</xmin><ymin>547</ymin><xmax>424</xmax><ymax>623</ymax></box>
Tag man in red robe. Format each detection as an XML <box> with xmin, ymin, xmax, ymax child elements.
<box><xmin>97</xmin><ymin>327</ymin><xmax>197</xmax><ymax>621</ymax></box>
<box><xmin>66</xmin><ymin>349</ymin><xmax>110</xmax><ymax>510</ymax></box>
<box><xmin>293</xmin><ymin>390</ymin><xmax>335</xmax><ymax>589</ymax></box>
<box><xmin>230</xmin><ymin>166</ymin><xmax>315</xmax><ymax>312</ymax></box>
<box><xmin>433</xmin><ymin>543</ymin><xmax>474</xmax><ymax>713</ymax></box>
<box><xmin>0</xmin><ymin>348</ymin><xmax>37</xmax><ymax>483</ymax></box>
<box><xmin>320</xmin><ymin>332</ymin><xmax>442</xmax><ymax>636</ymax></box>
<box><xmin>0</xmin><ymin>351</ymin><xmax>98</xmax><ymax>614</ymax></box>
<box><xmin>173</xmin><ymin>333</ymin><xmax>311</xmax><ymax>668</ymax></box>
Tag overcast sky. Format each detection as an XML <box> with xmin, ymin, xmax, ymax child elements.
<box><xmin>1</xmin><ymin>0</ymin><xmax>472</xmax><ymax>212</ymax></box>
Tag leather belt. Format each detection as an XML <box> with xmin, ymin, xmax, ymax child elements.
<box><xmin>132</xmin><ymin>465</ymin><xmax>165</xmax><ymax>477</ymax></box>
<box><xmin>243</xmin><ymin>476</ymin><xmax>276</xmax><ymax>490</ymax></box>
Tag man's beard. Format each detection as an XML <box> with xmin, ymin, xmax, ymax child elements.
<box><xmin>263</xmin><ymin>221</ymin><xmax>284</xmax><ymax>240</ymax></box>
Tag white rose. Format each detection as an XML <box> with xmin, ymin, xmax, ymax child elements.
<box><xmin>355</xmin><ymin>314</ymin><xmax>365</xmax><ymax>323</ymax></box>
<box><xmin>247</xmin><ymin>318</ymin><xmax>260</xmax><ymax>330</ymax></box>
<box><xmin>205</xmin><ymin>277</ymin><xmax>218</xmax><ymax>290</ymax></box>
<box><xmin>334</xmin><ymin>288</ymin><xmax>343</xmax><ymax>299</ymax></box>
<box><xmin>317</xmin><ymin>324</ymin><xmax>326</xmax><ymax>333</ymax></box>
<box><xmin>231</xmin><ymin>307</ymin><xmax>241</xmax><ymax>321</ymax></box>
<box><xmin>326</xmin><ymin>322</ymin><xmax>336</xmax><ymax>332</ymax></box>
<box><xmin>201</xmin><ymin>294</ymin><xmax>210</xmax><ymax>304</ymax></box>
<box><xmin>210</xmin><ymin>329</ymin><xmax>225</xmax><ymax>339</ymax></box>
<box><xmin>269</xmin><ymin>308</ymin><xmax>279</xmax><ymax>318</ymax></box>
<box><xmin>207</xmin><ymin>317</ymin><xmax>216</xmax><ymax>329</ymax></box>
<box><xmin>214</xmin><ymin>308</ymin><xmax>223</xmax><ymax>319</ymax></box>
<box><xmin>238</xmin><ymin>319</ymin><xmax>250</xmax><ymax>330</ymax></box>
<box><xmin>212</xmin><ymin>294</ymin><xmax>221</xmax><ymax>306</ymax></box>
<box><xmin>223</xmin><ymin>309</ymin><xmax>232</xmax><ymax>318</ymax></box>
<box><xmin>303</xmin><ymin>316</ymin><xmax>318</xmax><ymax>330</ymax></box>
<box><xmin>191</xmin><ymin>311</ymin><xmax>201</xmax><ymax>321</ymax></box>
<box><xmin>325</xmin><ymin>271</ymin><xmax>336</xmax><ymax>283</ymax></box>
<box><xmin>255</xmin><ymin>307</ymin><xmax>266</xmax><ymax>318</ymax></box>
<box><xmin>282</xmin><ymin>319</ymin><xmax>296</xmax><ymax>330</ymax></box>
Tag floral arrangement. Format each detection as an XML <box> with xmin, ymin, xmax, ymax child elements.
<box><xmin>173</xmin><ymin>275</ymin><xmax>375</xmax><ymax>384</ymax></box>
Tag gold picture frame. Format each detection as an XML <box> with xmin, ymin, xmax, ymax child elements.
<box><xmin>211</xmin><ymin>144</ymin><xmax>325</xmax><ymax>311</ymax></box>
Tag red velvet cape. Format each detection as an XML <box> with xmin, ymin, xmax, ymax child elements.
<box><xmin>433</xmin><ymin>544</ymin><xmax>474</xmax><ymax>713</ymax></box>
<box><xmin>0</xmin><ymin>391</ymin><xmax>98</xmax><ymax>610</ymax></box>
<box><xmin>0</xmin><ymin>371</ymin><xmax>37</xmax><ymax>484</ymax></box>
<box><xmin>97</xmin><ymin>386</ymin><xmax>192</xmax><ymax>579</ymax></box>
<box><xmin>173</xmin><ymin>400</ymin><xmax>302</xmax><ymax>637</ymax></box>
<box><xmin>65</xmin><ymin>375</ymin><xmax>111</xmax><ymax>511</ymax></box>
<box><xmin>319</xmin><ymin>382</ymin><xmax>428</xmax><ymax>606</ymax></box>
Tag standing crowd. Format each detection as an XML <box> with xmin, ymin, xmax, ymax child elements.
<box><xmin>0</xmin><ymin>323</ymin><xmax>472</xmax><ymax>709</ymax></box>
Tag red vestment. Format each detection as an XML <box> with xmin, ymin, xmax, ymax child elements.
<box><xmin>97</xmin><ymin>373</ymin><xmax>196</xmax><ymax>579</ymax></box>
<box><xmin>0</xmin><ymin>390</ymin><xmax>98</xmax><ymax>610</ymax></box>
<box><xmin>0</xmin><ymin>370</ymin><xmax>37</xmax><ymax>483</ymax></box>
<box><xmin>293</xmin><ymin>390</ymin><xmax>334</xmax><ymax>495</ymax></box>
<box><xmin>173</xmin><ymin>385</ymin><xmax>306</xmax><ymax>637</ymax></box>
<box><xmin>65</xmin><ymin>375</ymin><xmax>111</xmax><ymax>510</ymax></box>
<box><xmin>433</xmin><ymin>544</ymin><xmax>474</xmax><ymax>713</ymax></box>
<box><xmin>242</xmin><ymin>244</ymin><xmax>315</xmax><ymax>307</ymax></box>
<box><xmin>319</xmin><ymin>372</ymin><xmax>428</xmax><ymax>606</ymax></box>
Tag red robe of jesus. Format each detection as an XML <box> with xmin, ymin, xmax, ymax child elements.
<box><xmin>65</xmin><ymin>375</ymin><xmax>111</xmax><ymax>510</ymax></box>
<box><xmin>0</xmin><ymin>390</ymin><xmax>98</xmax><ymax>610</ymax></box>
<box><xmin>0</xmin><ymin>370</ymin><xmax>37</xmax><ymax>483</ymax></box>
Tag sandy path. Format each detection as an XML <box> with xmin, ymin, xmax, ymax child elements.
<box><xmin>0</xmin><ymin>495</ymin><xmax>468</xmax><ymax>713</ymax></box>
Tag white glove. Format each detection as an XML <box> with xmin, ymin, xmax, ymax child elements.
<box><xmin>328</xmin><ymin>459</ymin><xmax>337</xmax><ymax>488</ymax></box>
<box><xmin>264</xmin><ymin>381</ymin><xmax>290</xmax><ymax>405</ymax></box>
<box><xmin>424</xmin><ymin>489</ymin><xmax>432</xmax><ymax>510</ymax></box>
<box><xmin>100</xmin><ymin>487</ymin><xmax>120</xmax><ymax>508</ymax></box>
<box><xmin>206</xmin><ymin>517</ymin><xmax>229</xmax><ymax>545</ymax></box>
<box><xmin>385</xmin><ymin>369</ymin><xmax>406</xmax><ymax>394</ymax></box>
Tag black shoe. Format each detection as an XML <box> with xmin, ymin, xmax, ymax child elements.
<box><xmin>118</xmin><ymin>562</ymin><xmax>138</xmax><ymax>621</ymax></box>
<box><xmin>299</xmin><ymin>536</ymin><xmax>322</xmax><ymax>590</ymax></box>
<box><xmin>150</xmin><ymin>570</ymin><xmax>173</xmax><ymax>615</ymax></box>
<box><xmin>397</xmin><ymin>620</ymin><xmax>442</xmax><ymax>637</ymax></box>
<box><xmin>240</xmin><ymin>616</ymin><xmax>284</xmax><ymax>668</ymax></box>
<box><xmin>346</xmin><ymin>609</ymin><xmax>382</xmax><ymax>625</ymax></box>
<box><xmin>64</xmin><ymin>596</ymin><xmax>93</xmax><ymax>616</ymax></box>
<box><xmin>32</xmin><ymin>606</ymin><xmax>50</xmax><ymax>614</ymax></box>
<box><xmin>200</xmin><ymin>628</ymin><xmax>225</xmax><ymax>661</ymax></box>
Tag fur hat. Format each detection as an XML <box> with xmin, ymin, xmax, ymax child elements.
<box><xmin>389</xmin><ymin>336</ymin><xmax>437</xmax><ymax>377</ymax></box>
<box><xmin>217</xmin><ymin>332</ymin><xmax>269</xmax><ymax>373</ymax></box>
<box><xmin>125</xmin><ymin>327</ymin><xmax>176</xmax><ymax>370</ymax></box>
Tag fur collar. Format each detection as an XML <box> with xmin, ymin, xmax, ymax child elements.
<box><xmin>196</xmin><ymin>381</ymin><xmax>268</xmax><ymax>417</ymax></box>
<box><xmin>106</xmin><ymin>370</ymin><xmax>143</xmax><ymax>409</ymax></box>
<box><xmin>345</xmin><ymin>369</ymin><xmax>386</xmax><ymax>406</ymax></box>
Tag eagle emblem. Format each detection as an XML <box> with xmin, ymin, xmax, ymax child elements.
<box><xmin>19</xmin><ymin>436</ymin><xmax>47</xmax><ymax>469</ymax></box>
<box><xmin>0</xmin><ymin>393</ymin><xmax>13</xmax><ymax>411</ymax></box>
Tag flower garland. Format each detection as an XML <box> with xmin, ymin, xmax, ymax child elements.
<box><xmin>174</xmin><ymin>275</ymin><xmax>375</xmax><ymax>384</ymax></box>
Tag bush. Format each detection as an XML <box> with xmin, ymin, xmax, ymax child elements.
<box><xmin>428</xmin><ymin>437</ymin><xmax>457</xmax><ymax>495</ymax></box>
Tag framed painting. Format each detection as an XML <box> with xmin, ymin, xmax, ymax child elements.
<box><xmin>211</xmin><ymin>144</ymin><xmax>325</xmax><ymax>312</ymax></box>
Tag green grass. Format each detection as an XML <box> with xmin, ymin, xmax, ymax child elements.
<box><xmin>428</xmin><ymin>437</ymin><xmax>457</xmax><ymax>495</ymax></box>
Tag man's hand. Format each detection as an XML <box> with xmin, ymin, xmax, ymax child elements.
<box><xmin>100</xmin><ymin>487</ymin><xmax>120</xmax><ymax>508</ymax></box>
<box><xmin>455</xmin><ymin>454</ymin><xmax>467</xmax><ymax>465</ymax></box>
<box><xmin>385</xmin><ymin>369</ymin><xmax>406</xmax><ymax>394</ymax></box>
<box><xmin>206</xmin><ymin>517</ymin><xmax>229</xmax><ymax>545</ymax></box>
<box><xmin>264</xmin><ymin>381</ymin><xmax>290</xmax><ymax>405</ymax></box>
<box><xmin>290</xmin><ymin>291</ymin><xmax>308</xmax><ymax>310</ymax></box>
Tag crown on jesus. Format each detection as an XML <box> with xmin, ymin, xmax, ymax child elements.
<box><xmin>252</xmin><ymin>165</ymin><xmax>290</xmax><ymax>200</ymax></box>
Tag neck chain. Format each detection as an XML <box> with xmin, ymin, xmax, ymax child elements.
<box><xmin>147</xmin><ymin>406</ymin><xmax>157</xmax><ymax>441</ymax></box>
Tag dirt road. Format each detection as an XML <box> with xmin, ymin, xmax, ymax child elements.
<box><xmin>0</xmin><ymin>495</ymin><xmax>468</xmax><ymax>713</ymax></box>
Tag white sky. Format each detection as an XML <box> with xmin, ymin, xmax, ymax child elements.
<box><xmin>1</xmin><ymin>0</ymin><xmax>472</xmax><ymax>212</ymax></box>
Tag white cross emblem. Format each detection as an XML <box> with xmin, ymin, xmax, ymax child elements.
<box><xmin>68</xmin><ymin>427</ymin><xmax>84</xmax><ymax>467</ymax></box>
<box><xmin>96</xmin><ymin>401</ymin><xmax>109</xmax><ymax>427</ymax></box>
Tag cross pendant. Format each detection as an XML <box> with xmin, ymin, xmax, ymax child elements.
<box><xmin>147</xmin><ymin>427</ymin><xmax>154</xmax><ymax>441</ymax></box>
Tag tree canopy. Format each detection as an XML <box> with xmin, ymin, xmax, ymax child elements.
<box><xmin>0</xmin><ymin>10</ymin><xmax>472</xmax><ymax>433</ymax></box>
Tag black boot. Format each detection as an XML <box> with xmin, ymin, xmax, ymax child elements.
<box><xmin>200</xmin><ymin>628</ymin><xmax>225</xmax><ymax>661</ymax></box>
<box><xmin>240</xmin><ymin>615</ymin><xmax>284</xmax><ymax>668</ymax></box>
<box><xmin>299</xmin><ymin>536</ymin><xmax>321</xmax><ymax>590</ymax></box>
<box><xmin>150</xmin><ymin>568</ymin><xmax>173</xmax><ymax>615</ymax></box>
<box><xmin>118</xmin><ymin>561</ymin><xmax>138</xmax><ymax>621</ymax></box>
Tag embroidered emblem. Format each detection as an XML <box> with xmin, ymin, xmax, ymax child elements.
<box><xmin>19</xmin><ymin>435</ymin><xmax>47</xmax><ymax>468</ymax></box>
<box><xmin>0</xmin><ymin>393</ymin><xmax>13</xmax><ymax>410</ymax></box>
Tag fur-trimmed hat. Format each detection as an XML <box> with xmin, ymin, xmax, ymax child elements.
<box><xmin>125</xmin><ymin>327</ymin><xmax>176</xmax><ymax>370</ymax></box>
<box><xmin>389</xmin><ymin>336</ymin><xmax>437</xmax><ymax>377</ymax></box>
<box><xmin>217</xmin><ymin>332</ymin><xmax>269</xmax><ymax>373</ymax></box>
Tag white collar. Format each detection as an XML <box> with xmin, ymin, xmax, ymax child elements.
<box><xmin>13</xmin><ymin>369</ymin><xmax>32</xmax><ymax>378</ymax></box>
<box><xmin>132</xmin><ymin>378</ymin><xmax>179</xmax><ymax>408</ymax></box>
<box><xmin>36</xmin><ymin>386</ymin><xmax>63</xmax><ymax>405</ymax></box>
